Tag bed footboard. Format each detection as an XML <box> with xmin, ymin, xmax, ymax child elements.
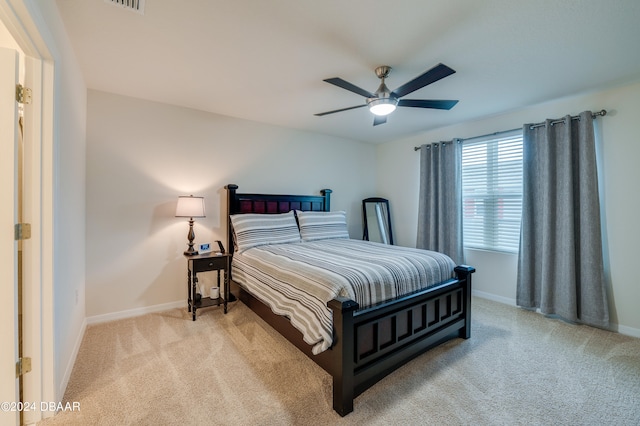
<box><xmin>328</xmin><ymin>265</ymin><xmax>475</xmax><ymax>416</ymax></box>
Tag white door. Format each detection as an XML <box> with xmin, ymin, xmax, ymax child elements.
<box><xmin>0</xmin><ymin>46</ymin><xmax>20</xmax><ymax>426</ymax></box>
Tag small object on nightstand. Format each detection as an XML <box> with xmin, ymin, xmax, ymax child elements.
<box><xmin>210</xmin><ymin>287</ymin><xmax>220</xmax><ymax>299</ymax></box>
<box><xmin>184</xmin><ymin>252</ymin><xmax>232</xmax><ymax>321</ymax></box>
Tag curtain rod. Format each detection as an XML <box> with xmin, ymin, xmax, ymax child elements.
<box><xmin>414</xmin><ymin>109</ymin><xmax>607</xmax><ymax>151</ymax></box>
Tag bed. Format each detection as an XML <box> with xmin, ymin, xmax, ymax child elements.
<box><xmin>225</xmin><ymin>184</ymin><xmax>475</xmax><ymax>416</ymax></box>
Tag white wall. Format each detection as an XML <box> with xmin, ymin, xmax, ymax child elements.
<box><xmin>30</xmin><ymin>0</ymin><xmax>87</xmax><ymax>402</ymax></box>
<box><xmin>378</xmin><ymin>80</ymin><xmax>640</xmax><ymax>336</ymax></box>
<box><xmin>85</xmin><ymin>90</ymin><xmax>376</xmax><ymax>318</ymax></box>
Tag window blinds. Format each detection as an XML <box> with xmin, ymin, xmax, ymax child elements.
<box><xmin>462</xmin><ymin>130</ymin><xmax>523</xmax><ymax>253</ymax></box>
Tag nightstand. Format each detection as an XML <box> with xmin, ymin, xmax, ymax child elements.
<box><xmin>185</xmin><ymin>252</ymin><xmax>231</xmax><ymax>321</ymax></box>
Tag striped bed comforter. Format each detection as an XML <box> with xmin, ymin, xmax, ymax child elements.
<box><xmin>231</xmin><ymin>239</ymin><xmax>456</xmax><ymax>354</ymax></box>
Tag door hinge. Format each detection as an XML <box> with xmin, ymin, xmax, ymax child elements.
<box><xmin>16</xmin><ymin>357</ymin><xmax>32</xmax><ymax>378</ymax></box>
<box><xmin>16</xmin><ymin>84</ymin><xmax>32</xmax><ymax>105</ymax></box>
<box><xmin>15</xmin><ymin>223</ymin><xmax>31</xmax><ymax>240</ymax></box>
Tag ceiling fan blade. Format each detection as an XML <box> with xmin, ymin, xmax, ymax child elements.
<box><xmin>398</xmin><ymin>99</ymin><xmax>459</xmax><ymax>110</ymax></box>
<box><xmin>373</xmin><ymin>115</ymin><xmax>387</xmax><ymax>126</ymax></box>
<box><xmin>314</xmin><ymin>104</ymin><xmax>366</xmax><ymax>116</ymax></box>
<box><xmin>323</xmin><ymin>77</ymin><xmax>375</xmax><ymax>98</ymax></box>
<box><xmin>391</xmin><ymin>63</ymin><xmax>456</xmax><ymax>98</ymax></box>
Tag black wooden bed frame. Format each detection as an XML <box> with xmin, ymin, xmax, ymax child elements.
<box><xmin>225</xmin><ymin>184</ymin><xmax>475</xmax><ymax>416</ymax></box>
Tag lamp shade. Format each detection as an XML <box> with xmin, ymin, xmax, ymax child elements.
<box><xmin>175</xmin><ymin>195</ymin><xmax>205</xmax><ymax>218</ymax></box>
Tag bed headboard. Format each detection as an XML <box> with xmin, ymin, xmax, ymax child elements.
<box><xmin>224</xmin><ymin>184</ymin><xmax>332</xmax><ymax>256</ymax></box>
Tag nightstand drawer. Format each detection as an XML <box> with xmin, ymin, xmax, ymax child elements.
<box><xmin>191</xmin><ymin>255</ymin><xmax>227</xmax><ymax>273</ymax></box>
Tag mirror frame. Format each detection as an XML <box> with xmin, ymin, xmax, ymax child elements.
<box><xmin>362</xmin><ymin>197</ymin><xmax>394</xmax><ymax>245</ymax></box>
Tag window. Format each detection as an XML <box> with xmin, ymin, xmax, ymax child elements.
<box><xmin>462</xmin><ymin>130</ymin><xmax>523</xmax><ymax>253</ymax></box>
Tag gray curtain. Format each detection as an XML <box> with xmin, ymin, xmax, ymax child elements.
<box><xmin>417</xmin><ymin>140</ymin><xmax>464</xmax><ymax>265</ymax></box>
<box><xmin>517</xmin><ymin>111</ymin><xmax>609</xmax><ymax>328</ymax></box>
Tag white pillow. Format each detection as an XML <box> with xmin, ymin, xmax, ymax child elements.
<box><xmin>230</xmin><ymin>211</ymin><xmax>301</xmax><ymax>253</ymax></box>
<box><xmin>296</xmin><ymin>210</ymin><xmax>349</xmax><ymax>242</ymax></box>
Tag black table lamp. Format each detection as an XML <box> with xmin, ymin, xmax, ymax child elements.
<box><xmin>176</xmin><ymin>195</ymin><xmax>205</xmax><ymax>255</ymax></box>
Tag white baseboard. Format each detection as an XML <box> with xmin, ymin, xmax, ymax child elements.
<box><xmin>617</xmin><ymin>324</ymin><xmax>640</xmax><ymax>339</ymax></box>
<box><xmin>59</xmin><ymin>317</ymin><xmax>86</xmax><ymax>402</ymax></box>
<box><xmin>86</xmin><ymin>300</ymin><xmax>185</xmax><ymax>325</ymax></box>
<box><xmin>472</xmin><ymin>289</ymin><xmax>516</xmax><ymax>306</ymax></box>
<box><xmin>472</xmin><ymin>290</ymin><xmax>640</xmax><ymax>339</ymax></box>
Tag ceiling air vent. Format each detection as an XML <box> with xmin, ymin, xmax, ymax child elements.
<box><xmin>104</xmin><ymin>0</ymin><xmax>145</xmax><ymax>15</ymax></box>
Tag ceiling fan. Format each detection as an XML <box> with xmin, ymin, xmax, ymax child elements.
<box><xmin>315</xmin><ymin>63</ymin><xmax>459</xmax><ymax>126</ymax></box>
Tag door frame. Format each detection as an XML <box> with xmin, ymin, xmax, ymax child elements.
<box><xmin>0</xmin><ymin>45</ymin><xmax>20</xmax><ymax>426</ymax></box>
<box><xmin>0</xmin><ymin>0</ymin><xmax>55</xmax><ymax>423</ymax></box>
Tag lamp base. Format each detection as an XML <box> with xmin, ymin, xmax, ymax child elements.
<box><xmin>183</xmin><ymin>218</ymin><xmax>199</xmax><ymax>256</ymax></box>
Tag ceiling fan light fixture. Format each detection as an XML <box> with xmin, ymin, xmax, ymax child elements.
<box><xmin>368</xmin><ymin>98</ymin><xmax>398</xmax><ymax>116</ymax></box>
<box><xmin>315</xmin><ymin>63</ymin><xmax>458</xmax><ymax>124</ymax></box>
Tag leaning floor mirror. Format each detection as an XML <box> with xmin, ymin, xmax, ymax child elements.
<box><xmin>362</xmin><ymin>197</ymin><xmax>394</xmax><ymax>245</ymax></box>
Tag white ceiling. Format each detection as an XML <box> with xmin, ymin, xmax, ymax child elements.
<box><xmin>55</xmin><ymin>0</ymin><xmax>640</xmax><ymax>144</ymax></box>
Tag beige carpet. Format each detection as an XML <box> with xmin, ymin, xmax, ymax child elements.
<box><xmin>38</xmin><ymin>297</ymin><xmax>640</xmax><ymax>425</ymax></box>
